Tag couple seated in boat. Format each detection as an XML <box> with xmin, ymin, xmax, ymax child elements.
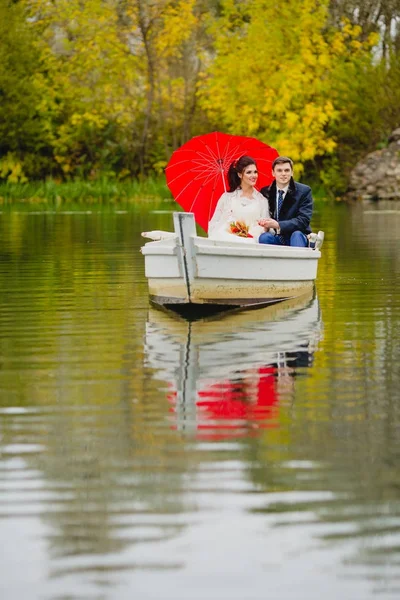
<box><xmin>208</xmin><ymin>155</ymin><xmax>322</xmax><ymax>248</ymax></box>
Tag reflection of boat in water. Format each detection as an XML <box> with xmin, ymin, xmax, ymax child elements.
<box><xmin>144</xmin><ymin>290</ymin><xmax>323</xmax><ymax>438</ymax></box>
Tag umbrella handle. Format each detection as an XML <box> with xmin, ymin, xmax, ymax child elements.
<box><xmin>218</xmin><ymin>159</ymin><xmax>227</xmax><ymax>193</ymax></box>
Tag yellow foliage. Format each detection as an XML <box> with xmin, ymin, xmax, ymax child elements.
<box><xmin>368</xmin><ymin>31</ymin><xmax>380</xmax><ymax>47</ymax></box>
<box><xmin>13</xmin><ymin>0</ymin><xmax>380</xmax><ymax>179</ymax></box>
<box><xmin>152</xmin><ymin>160</ymin><xmax>168</xmax><ymax>174</ymax></box>
<box><xmin>156</xmin><ymin>0</ymin><xmax>197</xmax><ymax>57</ymax></box>
<box><xmin>20</xmin><ymin>0</ymin><xmax>204</xmax><ymax>176</ymax></box>
<box><xmin>198</xmin><ymin>0</ymin><xmax>377</xmax><ymax>170</ymax></box>
<box><xmin>351</xmin><ymin>40</ymin><xmax>362</xmax><ymax>50</ymax></box>
<box><xmin>23</xmin><ymin>0</ymin><xmax>145</xmax><ymax>174</ymax></box>
<box><xmin>0</xmin><ymin>154</ymin><xmax>28</xmax><ymax>183</ymax></box>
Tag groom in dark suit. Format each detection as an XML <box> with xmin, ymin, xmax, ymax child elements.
<box><xmin>258</xmin><ymin>156</ymin><xmax>313</xmax><ymax>247</ymax></box>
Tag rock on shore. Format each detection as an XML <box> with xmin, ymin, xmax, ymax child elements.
<box><xmin>348</xmin><ymin>128</ymin><xmax>400</xmax><ymax>200</ymax></box>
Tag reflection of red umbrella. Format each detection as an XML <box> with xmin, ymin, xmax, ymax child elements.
<box><xmin>167</xmin><ymin>367</ymin><xmax>278</xmax><ymax>441</ymax></box>
<box><xmin>165</xmin><ymin>131</ymin><xmax>279</xmax><ymax>232</ymax></box>
<box><xmin>196</xmin><ymin>366</ymin><xmax>278</xmax><ymax>440</ymax></box>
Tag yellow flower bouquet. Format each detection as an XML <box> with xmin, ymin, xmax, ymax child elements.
<box><xmin>229</xmin><ymin>221</ymin><xmax>253</xmax><ymax>238</ymax></box>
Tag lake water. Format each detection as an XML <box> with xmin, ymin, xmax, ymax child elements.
<box><xmin>0</xmin><ymin>200</ymin><xmax>399</xmax><ymax>599</ymax></box>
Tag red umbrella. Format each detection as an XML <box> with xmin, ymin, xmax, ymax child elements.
<box><xmin>165</xmin><ymin>131</ymin><xmax>279</xmax><ymax>232</ymax></box>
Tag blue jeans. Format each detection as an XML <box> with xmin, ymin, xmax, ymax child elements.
<box><xmin>258</xmin><ymin>231</ymin><xmax>308</xmax><ymax>247</ymax></box>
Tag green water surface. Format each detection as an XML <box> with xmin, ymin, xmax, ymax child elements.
<box><xmin>0</xmin><ymin>200</ymin><xmax>399</xmax><ymax>599</ymax></box>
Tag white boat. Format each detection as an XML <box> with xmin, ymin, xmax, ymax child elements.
<box><xmin>144</xmin><ymin>291</ymin><xmax>322</xmax><ymax>437</ymax></box>
<box><xmin>140</xmin><ymin>212</ymin><xmax>322</xmax><ymax>316</ymax></box>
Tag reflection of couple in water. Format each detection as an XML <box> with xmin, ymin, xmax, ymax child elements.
<box><xmin>146</xmin><ymin>289</ymin><xmax>322</xmax><ymax>441</ymax></box>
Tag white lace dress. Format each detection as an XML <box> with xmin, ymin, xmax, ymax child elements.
<box><xmin>208</xmin><ymin>189</ymin><xmax>269</xmax><ymax>243</ymax></box>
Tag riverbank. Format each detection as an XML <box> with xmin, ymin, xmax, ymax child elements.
<box><xmin>0</xmin><ymin>177</ymin><xmax>331</xmax><ymax>206</ymax></box>
<box><xmin>0</xmin><ymin>177</ymin><xmax>172</xmax><ymax>205</ymax></box>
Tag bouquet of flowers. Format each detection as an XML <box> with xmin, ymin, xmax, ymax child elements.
<box><xmin>229</xmin><ymin>221</ymin><xmax>253</xmax><ymax>238</ymax></box>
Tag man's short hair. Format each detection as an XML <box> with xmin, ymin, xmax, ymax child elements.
<box><xmin>272</xmin><ymin>156</ymin><xmax>293</xmax><ymax>170</ymax></box>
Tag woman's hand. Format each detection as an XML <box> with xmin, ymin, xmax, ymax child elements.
<box><xmin>258</xmin><ymin>218</ymin><xmax>279</xmax><ymax>230</ymax></box>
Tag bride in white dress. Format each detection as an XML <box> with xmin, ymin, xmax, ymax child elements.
<box><xmin>208</xmin><ymin>156</ymin><xmax>269</xmax><ymax>244</ymax></box>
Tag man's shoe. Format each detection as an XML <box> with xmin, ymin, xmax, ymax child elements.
<box><xmin>307</xmin><ymin>231</ymin><xmax>325</xmax><ymax>250</ymax></box>
<box><xmin>315</xmin><ymin>231</ymin><xmax>325</xmax><ymax>250</ymax></box>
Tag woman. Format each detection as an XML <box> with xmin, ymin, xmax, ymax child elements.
<box><xmin>208</xmin><ymin>155</ymin><xmax>269</xmax><ymax>243</ymax></box>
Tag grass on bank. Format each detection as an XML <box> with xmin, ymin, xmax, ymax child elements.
<box><xmin>0</xmin><ymin>176</ymin><xmax>173</xmax><ymax>205</ymax></box>
<box><xmin>0</xmin><ymin>176</ymin><xmax>332</xmax><ymax>206</ymax></box>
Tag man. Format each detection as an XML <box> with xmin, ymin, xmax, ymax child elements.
<box><xmin>258</xmin><ymin>156</ymin><xmax>312</xmax><ymax>247</ymax></box>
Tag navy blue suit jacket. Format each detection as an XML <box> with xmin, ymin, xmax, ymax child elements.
<box><xmin>260</xmin><ymin>177</ymin><xmax>313</xmax><ymax>236</ymax></box>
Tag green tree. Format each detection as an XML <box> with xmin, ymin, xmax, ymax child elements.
<box><xmin>22</xmin><ymin>0</ymin><xmax>213</xmax><ymax>178</ymax></box>
<box><xmin>26</xmin><ymin>0</ymin><xmax>146</xmax><ymax>179</ymax></box>
<box><xmin>0</xmin><ymin>0</ymin><xmax>50</xmax><ymax>181</ymax></box>
<box><xmin>1</xmin><ymin>0</ymin><xmax>395</xmax><ymax>188</ymax></box>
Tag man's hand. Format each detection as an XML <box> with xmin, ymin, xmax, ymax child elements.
<box><xmin>258</xmin><ymin>218</ymin><xmax>279</xmax><ymax>230</ymax></box>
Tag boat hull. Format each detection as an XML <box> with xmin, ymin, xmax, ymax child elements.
<box><xmin>141</xmin><ymin>212</ymin><xmax>321</xmax><ymax>313</ymax></box>
<box><xmin>147</xmin><ymin>278</ymin><xmax>314</xmax><ymax>304</ymax></box>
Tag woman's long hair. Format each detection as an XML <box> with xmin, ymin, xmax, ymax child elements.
<box><xmin>227</xmin><ymin>156</ymin><xmax>257</xmax><ymax>192</ymax></box>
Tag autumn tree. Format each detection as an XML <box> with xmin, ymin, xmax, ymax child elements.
<box><xmin>328</xmin><ymin>0</ymin><xmax>400</xmax><ymax>58</ymax></box>
<box><xmin>0</xmin><ymin>0</ymin><xmax>50</xmax><ymax>181</ymax></box>
<box><xmin>23</xmin><ymin>0</ymin><xmax>147</xmax><ymax>178</ymax></box>
<box><xmin>21</xmin><ymin>0</ymin><xmax>212</xmax><ymax>178</ymax></box>
<box><xmin>198</xmin><ymin>0</ymin><xmax>377</xmax><ymax>176</ymax></box>
<box><xmin>120</xmin><ymin>0</ymin><xmax>201</xmax><ymax>172</ymax></box>
<box><xmin>324</xmin><ymin>0</ymin><xmax>400</xmax><ymax>189</ymax></box>
<box><xmin>1</xmin><ymin>0</ymin><xmax>395</xmax><ymax>190</ymax></box>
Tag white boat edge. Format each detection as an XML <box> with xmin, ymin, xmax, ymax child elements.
<box><xmin>140</xmin><ymin>212</ymin><xmax>321</xmax><ymax>313</ymax></box>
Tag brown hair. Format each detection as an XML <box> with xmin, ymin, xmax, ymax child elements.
<box><xmin>227</xmin><ymin>155</ymin><xmax>257</xmax><ymax>192</ymax></box>
<box><xmin>272</xmin><ymin>156</ymin><xmax>293</xmax><ymax>170</ymax></box>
